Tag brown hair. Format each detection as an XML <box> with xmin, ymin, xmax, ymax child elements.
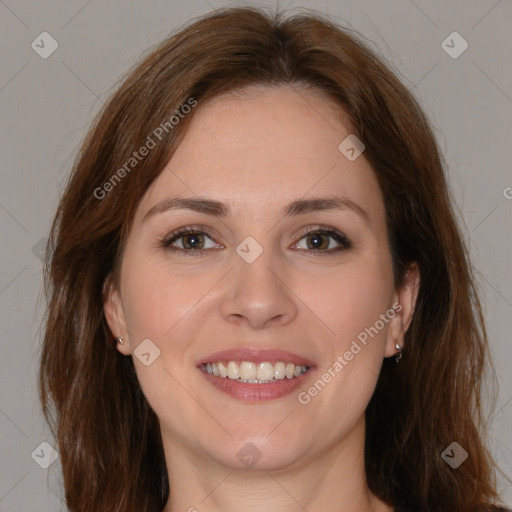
<box><xmin>39</xmin><ymin>6</ymin><xmax>507</xmax><ymax>512</ymax></box>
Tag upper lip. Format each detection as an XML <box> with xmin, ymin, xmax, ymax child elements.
<box><xmin>197</xmin><ymin>347</ymin><xmax>316</xmax><ymax>367</ymax></box>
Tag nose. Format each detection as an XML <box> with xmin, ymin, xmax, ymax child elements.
<box><xmin>219</xmin><ymin>243</ymin><xmax>298</xmax><ymax>330</ymax></box>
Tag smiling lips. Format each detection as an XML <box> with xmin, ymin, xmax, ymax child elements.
<box><xmin>201</xmin><ymin>360</ymin><xmax>309</xmax><ymax>383</ymax></box>
<box><xmin>197</xmin><ymin>348</ymin><xmax>315</xmax><ymax>401</ymax></box>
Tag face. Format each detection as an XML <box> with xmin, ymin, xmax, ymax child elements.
<box><xmin>105</xmin><ymin>85</ymin><xmax>417</xmax><ymax>473</ymax></box>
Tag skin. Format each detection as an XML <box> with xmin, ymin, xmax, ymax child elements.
<box><xmin>104</xmin><ymin>84</ymin><xmax>419</xmax><ymax>512</ymax></box>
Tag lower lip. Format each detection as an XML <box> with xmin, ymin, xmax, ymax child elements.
<box><xmin>199</xmin><ymin>368</ymin><xmax>313</xmax><ymax>401</ymax></box>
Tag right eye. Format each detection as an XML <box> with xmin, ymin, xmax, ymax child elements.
<box><xmin>160</xmin><ymin>226</ymin><xmax>222</xmax><ymax>256</ymax></box>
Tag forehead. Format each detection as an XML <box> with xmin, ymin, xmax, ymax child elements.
<box><xmin>134</xmin><ymin>84</ymin><xmax>385</xmax><ymax>226</ymax></box>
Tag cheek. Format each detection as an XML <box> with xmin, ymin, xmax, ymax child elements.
<box><xmin>296</xmin><ymin>254</ymin><xmax>394</xmax><ymax>408</ymax></box>
<box><xmin>304</xmin><ymin>259</ymin><xmax>393</xmax><ymax>350</ymax></box>
<box><xmin>290</xmin><ymin>269</ymin><xmax>393</xmax><ymax>449</ymax></box>
<box><xmin>121</xmin><ymin>254</ymin><xmax>211</xmax><ymax>340</ymax></box>
<box><xmin>120</xmin><ymin>259</ymin><xmax>209</xmax><ymax>431</ymax></box>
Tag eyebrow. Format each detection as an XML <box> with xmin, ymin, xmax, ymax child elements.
<box><xmin>143</xmin><ymin>195</ymin><xmax>370</xmax><ymax>224</ymax></box>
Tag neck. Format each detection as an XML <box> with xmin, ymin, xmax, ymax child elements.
<box><xmin>161</xmin><ymin>416</ymin><xmax>393</xmax><ymax>512</ymax></box>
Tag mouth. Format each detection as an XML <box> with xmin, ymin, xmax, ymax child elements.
<box><xmin>197</xmin><ymin>348</ymin><xmax>315</xmax><ymax>401</ymax></box>
<box><xmin>199</xmin><ymin>360</ymin><xmax>310</xmax><ymax>382</ymax></box>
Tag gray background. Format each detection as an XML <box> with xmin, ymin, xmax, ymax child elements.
<box><xmin>0</xmin><ymin>0</ymin><xmax>511</xmax><ymax>510</ymax></box>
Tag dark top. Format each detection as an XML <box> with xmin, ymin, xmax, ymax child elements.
<box><xmin>395</xmin><ymin>507</ymin><xmax>510</xmax><ymax>512</ymax></box>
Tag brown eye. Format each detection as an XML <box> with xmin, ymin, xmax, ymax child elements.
<box><xmin>305</xmin><ymin>233</ymin><xmax>330</xmax><ymax>250</ymax></box>
<box><xmin>294</xmin><ymin>228</ymin><xmax>352</xmax><ymax>254</ymax></box>
<box><xmin>161</xmin><ymin>227</ymin><xmax>220</xmax><ymax>256</ymax></box>
<box><xmin>181</xmin><ymin>233</ymin><xmax>205</xmax><ymax>250</ymax></box>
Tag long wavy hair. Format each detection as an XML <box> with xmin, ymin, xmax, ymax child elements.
<box><xmin>39</xmin><ymin>6</ymin><xmax>507</xmax><ymax>512</ymax></box>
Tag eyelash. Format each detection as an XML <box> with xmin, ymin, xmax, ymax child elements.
<box><xmin>159</xmin><ymin>224</ymin><xmax>352</xmax><ymax>257</ymax></box>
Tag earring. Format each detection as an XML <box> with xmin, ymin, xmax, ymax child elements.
<box><xmin>395</xmin><ymin>342</ymin><xmax>403</xmax><ymax>362</ymax></box>
<box><xmin>114</xmin><ymin>336</ymin><xmax>124</xmax><ymax>345</ymax></box>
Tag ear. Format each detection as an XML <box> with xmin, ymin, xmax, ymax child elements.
<box><xmin>103</xmin><ymin>274</ymin><xmax>131</xmax><ymax>355</ymax></box>
<box><xmin>384</xmin><ymin>263</ymin><xmax>420</xmax><ymax>358</ymax></box>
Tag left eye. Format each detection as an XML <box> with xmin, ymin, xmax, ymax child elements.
<box><xmin>293</xmin><ymin>230</ymin><xmax>350</xmax><ymax>252</ymax></box>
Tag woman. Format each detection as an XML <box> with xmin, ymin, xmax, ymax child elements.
<box><xmin>39</xmin><ymin>6</ymin><xmax>510</xmax><ymax>512</ymax></box>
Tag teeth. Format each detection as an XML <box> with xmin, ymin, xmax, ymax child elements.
<box><xmin>240</xmin><ymin>361</ymin><xmax>256</xmax><ymax>380</ymax></box>
<box><xmin>202</xmin><ymin>361</ymin><xmax>309</xmax><ymax>382</ymax></box>
<box><xmin>227</xmin><ymin>361</ymin><xmax>240</xmax><ymax>379</ymax></box>
<box><xmin>217</xmin><ymin>362</ymin><xmax>228</xmax><ymax>377</ymax></box>
<box><xmin>257</xmin><ymin>362</ymin><xmax>274</xmax><ymax>381</ymax></box>
<box><xmin>274</xmin><ymin>361</ymin><xmax>286</xmax><ymax>380</ymax></box>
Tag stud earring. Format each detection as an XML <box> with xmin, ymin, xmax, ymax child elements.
<box><xmin>114</xmin><ymin>336</ymin><xmax>125</xmax><ymax>345</ymax></box>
